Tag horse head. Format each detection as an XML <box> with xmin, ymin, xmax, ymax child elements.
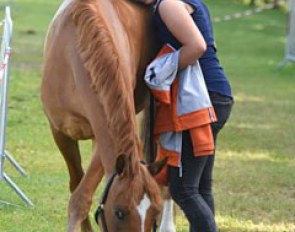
<box><xmin>95</xmin><ymin>154</ymin><xmax>167</xmax><ymax>232</ymax></box>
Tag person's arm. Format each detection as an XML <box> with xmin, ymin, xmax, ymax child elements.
<box><xmin>158</xmin><ymin>0</ymin><xmax>206</xmax><ymax>70</ymax></box>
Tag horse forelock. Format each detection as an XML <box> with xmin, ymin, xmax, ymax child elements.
<box><xmin>70</xmin><ymin>0</ymin><xmax>139</xmax><ymax>157</ymax></box>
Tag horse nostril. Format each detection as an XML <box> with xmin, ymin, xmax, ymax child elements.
<box><xmin>115</xmin><ymin>209</ymin><xmax>126</xmax><ymax>220</ymax></box>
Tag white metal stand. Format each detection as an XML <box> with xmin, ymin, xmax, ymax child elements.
<box><xmin>0</xmin><ymin>6</ymin><xmax>33</xmax><ymax>207</ymax></box>
<box><xmin>278</xmin><ymin>0</ymin><xmax>295</xmax><ymax>68</ymax></box>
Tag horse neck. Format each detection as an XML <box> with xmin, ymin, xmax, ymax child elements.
<box><xmin>110</xmin><ymin>0</ymin><xmax>157</xmax><ymax>162</ymax></box>
<box><xmin>97</xmin><ymin>0</ymin><xmax>155</xmax><ymax>160</ymax></box>
<box><xmin>71</xmin><ymin>0</ymin><xmax>143</xmax><ymax>159</ymax></box>
<box><xmin>113</xmin><ymin>0</ymin><xmax>156</xmax><ymax>77</ymax></box>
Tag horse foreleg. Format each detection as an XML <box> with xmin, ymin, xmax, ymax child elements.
<box><xmin>50</xmin><ymin>127</ymin><xmax>94</xmax><ymax>232</ymax></box>
<box><xmin>68</xmin><ymin>144</ymin><xmax>104</xmax><ymax>232</ymax></box>
<box><xmin>159</xmin><ymin>188</ymin><xmax>176</xmax><ymax>232</ymax></box>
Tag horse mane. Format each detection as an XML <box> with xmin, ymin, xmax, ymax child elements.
<box><xmin>70</xmin><ymin>0</ymin><xmax>138</xmax><ymax>159</ymax></box>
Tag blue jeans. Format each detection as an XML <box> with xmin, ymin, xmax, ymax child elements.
<box><xmin>168</xmin><ymin>92</ymin><xmax>233</xmax><ymax>232</ymax></box>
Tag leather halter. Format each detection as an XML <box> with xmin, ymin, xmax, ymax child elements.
<box><xmin>94</xmin><ymin>161</ymin><xmax>150</xmax><ymax>232</ymax></box>
<box><xmin>94</xmin><ymin>172</ymin><xmax>117</xmax><ymax>232</ymax></box>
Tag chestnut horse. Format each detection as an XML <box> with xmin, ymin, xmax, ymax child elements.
<box><xmin>41</xmin><ymin>0</ymin><xmax>170</xmax><ymax>231</ymax></box>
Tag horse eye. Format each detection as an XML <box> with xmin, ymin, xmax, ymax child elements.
<box><xmin>114</xmin><ymin>209</ymin><xmax>126</xmax><ymax>220</ymax></box>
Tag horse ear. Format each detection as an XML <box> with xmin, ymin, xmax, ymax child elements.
<box><xmin>116</xmin><ymin>154</ymin><xmax>128</xmax><ymax>176</ymax></box>
<box><xmin>147</xmin><ymin>157</ymin><xmax>168</xmax><ymax>176</ymax></box>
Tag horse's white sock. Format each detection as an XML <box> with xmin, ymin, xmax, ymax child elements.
<box><xmin>159</xmin><ymin>199</ymin><xmax>176</xmax><ymax>232</ymax></box>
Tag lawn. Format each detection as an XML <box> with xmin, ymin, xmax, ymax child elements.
<box><xmin>0</xmin><ymin>0</ymin><xmax>294</xmax><ymax>231</ymax></box>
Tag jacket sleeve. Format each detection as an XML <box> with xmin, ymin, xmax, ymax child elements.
<box><xmin>144</xmin><ymin>44</ymin><xmax>179</xmax><ymax>104</ymax></box>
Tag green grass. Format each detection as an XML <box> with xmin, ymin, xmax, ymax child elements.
<box><xmin>0</xmin><ymin>0</ymin><xmax>294</xmax><ymax>231</ymax></box>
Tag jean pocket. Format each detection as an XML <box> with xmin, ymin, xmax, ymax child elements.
<box><xmin>212</xmin><ymin>100</ymin><xmax>233</xmax><ymax>130</ymax></box>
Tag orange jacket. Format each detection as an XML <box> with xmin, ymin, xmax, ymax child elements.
<box><xmin>145</xmin><ymin>44</ymin><xmax>217</xmax><ymax>185</ymax></box>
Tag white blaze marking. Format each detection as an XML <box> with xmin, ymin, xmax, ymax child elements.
<box><xmin>136</xmin><ymin>194</ymin><xmax>151</xmax><ymax>232</ymax></box>
<box><xmin>159</xmin><ymin>199</ymin><xmax>176</xmax><ymax>232</ymax></box>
